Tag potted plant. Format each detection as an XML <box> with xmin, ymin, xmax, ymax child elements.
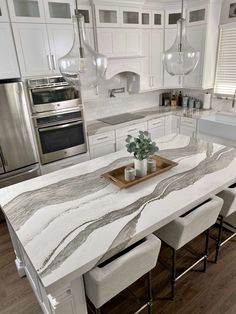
<box><xmin>126</xmin><ymin>131</ymin><xmax>159</xmax><ymax>177</ymax></box>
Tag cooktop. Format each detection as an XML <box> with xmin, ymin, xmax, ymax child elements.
<box><xmin>98</xmin><ymin>113</ymin><xmax>144</xmax><ymax>125</ymax></box>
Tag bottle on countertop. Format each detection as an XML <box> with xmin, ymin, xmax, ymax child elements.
<box><xmin>178</xmin><ymin>91</ymin><xmax>183</xmax><ymax>106</ymax></box>
<box><xmin>171</xmin><ymin>93</ymin><xmax>177</xmax><ymax>107</ymax></box>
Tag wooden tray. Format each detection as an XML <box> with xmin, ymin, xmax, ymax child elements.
<box><xmin>101</xmin><ymin>155</ymin><xmax>178</xmax><ymax>189</ymax></box>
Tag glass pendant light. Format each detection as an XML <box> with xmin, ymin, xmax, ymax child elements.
<box><xmin>59</xmin><ymin>7</ymin><xmax>107</xmax><ymax>89</ymax></box>
<box><xmin>163</xmin><ymin>0</ymin><xmax>200</xmax><ymax>76</ymax></box>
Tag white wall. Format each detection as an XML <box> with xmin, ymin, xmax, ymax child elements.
<box><xmin>220</xmin><ymin>0</ymin><xmax>236</xmax><ymax>24</ymax></box>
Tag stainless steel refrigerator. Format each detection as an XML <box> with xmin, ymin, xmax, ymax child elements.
<box><xmin>0</xmin><ymin>79</ymin><xmax>40</xmax><ymax>190</ymax></box>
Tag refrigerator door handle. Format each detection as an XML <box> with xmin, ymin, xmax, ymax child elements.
<box><xmin>0</xmin><ymin>145</ymin><xmax>8</xmax><ymax>167</ymax></box>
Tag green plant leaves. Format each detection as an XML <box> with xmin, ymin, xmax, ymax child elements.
<box><xmin>125</xmin><ymin>131</ymin><xmax>159</xmax><ymax>160</ymax></box>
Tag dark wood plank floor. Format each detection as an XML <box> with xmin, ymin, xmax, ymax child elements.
<box><xmin>0</xmin><ymin>220</ymin><xmax>236</xmax><ymax>314</ymax></box>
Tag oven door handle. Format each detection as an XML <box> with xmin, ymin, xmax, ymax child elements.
<box><xmin>30</xmin><ymin>85</ymin><xmax>71</xmax><ymax>92</ymax></box>
<box><xmin>39</xmin><ymin>121</ymin><xmax>83</xmax><ymax>132</ymax></box>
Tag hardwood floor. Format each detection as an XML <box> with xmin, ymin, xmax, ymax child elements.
<box><xmin>0</xmin><ymin>220</ymin><xmax>236</xmax><ymax>314</ymax></box>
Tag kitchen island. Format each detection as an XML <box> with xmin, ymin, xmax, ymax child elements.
<box><xmin>1</xmin><ymin>134</ymin><xmax>236</xmax><ymax>314</ymax></box>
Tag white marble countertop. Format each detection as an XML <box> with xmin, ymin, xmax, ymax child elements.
<box><xmin>1</xmin><ymin>134</ymin><xmax>236</xmax><ymax>293</ymax></box>
<box><xmin>86</xmin><ymin>106</ymin><xmax>214</xmax><ymax>136</ymax></box>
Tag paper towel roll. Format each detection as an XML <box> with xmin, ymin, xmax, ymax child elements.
<box><xmin>203</xmin><ymin>93</ymin><xmax>212</xmax><ymax>110</ymax></box>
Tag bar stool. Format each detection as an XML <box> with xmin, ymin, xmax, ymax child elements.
<box><xmin>154</xmin><ymin>196</ymin><xmax>223</xmax><ymax>300</ymax></box>
<box><xmin>214</xmin><ymin>186</ymin><xmax>236</xmax><ymax>263</ymax></box>
<box><xmin>84</xmin><ymin>234</ymin><xmax>161</xmax><ymax>314</ymax></box>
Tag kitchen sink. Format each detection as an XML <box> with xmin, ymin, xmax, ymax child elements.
<box><xmin>199</xmin><ymin>112</ymin><xmax>236</xmax><ymax>144</ymax></box>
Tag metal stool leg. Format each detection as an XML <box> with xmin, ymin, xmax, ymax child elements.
<box><xmin>171</xmin><ymin>248</ymin><xmax>176</xmax><ymax>300</ymax></box>
<box><xmin>147</xmin><ymin>271</ymin><xmax>153</xmax><ymax>314</ymax></box>
<box><xmin>215</xmin><ymin>216</ymin><xmax>224</xmax><ymax>263</ymax></box>
<box><xmin>203</xmin><ymin>229</ymin><xmax>210</xmax><ymax>272</ymax></box>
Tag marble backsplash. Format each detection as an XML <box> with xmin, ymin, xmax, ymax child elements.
<box><xmin>83</xmin><ymin>90</ymin><xmax>160</xmax><ymax>121</ymax></box>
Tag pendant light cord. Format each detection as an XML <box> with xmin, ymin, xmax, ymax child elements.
<box><xmin>179</xmin><ymin>0</ymin><xmax>184</xmax><ymax>53</ymax></box>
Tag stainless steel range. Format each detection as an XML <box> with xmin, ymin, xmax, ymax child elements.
<box><xmin>27</xmin><ymin>76</ymin><xmax>80</xmax><ymax>114</ymax></box>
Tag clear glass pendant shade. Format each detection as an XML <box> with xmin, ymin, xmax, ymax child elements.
<box><xmin>163</xmin><ymin>18</ymin><xmax>200</xmax><ymax>76</ymax></box>
<box><xmin>59</xmin><ymin>14</ymin><xmax>107</xmax><ymax>89</ymax></box>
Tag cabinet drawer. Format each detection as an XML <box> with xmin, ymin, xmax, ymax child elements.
<box><xmin>148</xmin><ymin>117</ymin><xmax>165</xmax><ymax>129</ymax></box>
<box><xmin>90</xmin><ymin>142</ymin><xmax>116</xmax><ymax>159</ymax></box>
<box><xmin>89</xmin><ymin>131</ymin><xmax>115</xmax><ymax>145</ymax></box>
<box><xmin>116</xmin><ymin>122</ymin><xmax>147</xmax><ymax>138</ymax></box>
<box><xmin>181</xmin><ymin>117</ymin><xmax>197</xmax><ymax>128</ymax></box>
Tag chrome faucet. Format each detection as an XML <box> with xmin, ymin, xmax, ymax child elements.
<box><xmin>232</xmin><ymin>90</ymin><xmax>236</xmax><ymax>108</ymax></box>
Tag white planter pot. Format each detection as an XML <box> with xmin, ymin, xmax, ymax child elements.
<box><xmin>134</xmin><ymin>159</ymin><xmax>147</xmax><ymax>177</ymax></box>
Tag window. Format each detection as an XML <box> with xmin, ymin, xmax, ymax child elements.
<box><xmin>215</xmin><ymin>25</ymin><xmax>236</xmax><ymax>95</ymax></box>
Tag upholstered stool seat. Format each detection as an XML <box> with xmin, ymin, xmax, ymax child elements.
<box><xmin>84</xmin><ymin>234</ymin><xmax>161</xmax><ymax>314</ymax></box>
<box><xmin>214</xmin><ymin>186</ymin><xmax>236</xmax><ymax>262</ymax></box>
<box><xmin>154</xmin><ymin>196</ymin><xmax>223</xmax><ymax>300</ymax></box>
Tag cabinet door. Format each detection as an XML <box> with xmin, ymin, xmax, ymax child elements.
<box><xmin>90</xmin><ymin>142</ymin><xmax>116</xmax><ymax>159</ymax></box>
<box><xmin>180</xmin><ymin>125</ymin><xmax>195</xmax><ymax>137</ymax></box>
<box><xmin>121</xmin><ymin>8</ymin><xmax>140</xmax><ymax>28</ymax></box>
<box><xmin>184</xmin><ymin>25</ymin><xmax>206</xmax><ymax>88</ymax></box>
<box><xmin>148</xmin><ymin>126</ymin><xmax>165</xmax><ymax>140</ymax></box>
<box><xmin>187</xmin><ymin>6</ymin><xmax>207</xmax><ymax>25</ymax></box>
<box><xmin>141</xmin><ymin>10</ymin><xmax>151</xmax><ymax>28</ymax></box>
<box><xmin>96</xmin><ymin>5</ymin><xmax>120</xmax><ymax>27</ymax></box>
<box><xmin>172</xmin><ymin>116</ymin><xmax>180</xmax><ymax>133</ymax></box>
<box><xmin>165</xmin><ymin>9</ymin><xmax>182</xmax><ymax>28</ymax></box>
<box><xmin>151</xmin><ymin>29</ymin><xmax>163</xmax><ymax>88</ymax></box>
<box><xmin>48</xmin><ymin>24</ymin><xmax>73</xmax><ymax>73</ymax></box>
<box><xmin>152</xmin><ymin>10</ymin><xmax>163</xmax><ymax>28</ymax></box>
<box><xmin>78</xmin><ymin>5</ymin><xmax>93</xmax><ymax>27</ymax></box>
<box><xmin>164</xmin><ymin>28</ymin><xmax>183</xmax><ymax>88</ymax></box>
<box><xmin>165</xmin><ymin>115</ymin><xmax>172</xmax><ymax>135</ymax></box>
<box><xmin>12</xmin><ymin>23</ymin><xmax>51</xmax><ymax>77</ymax></box>
<box><xmin>0</xmin><ymin>0</ymin><xmax>9</xmax><ymax>21</ymax></box>
<box><xmin>8</xmin><ymin>0</ymin><xmax>45</xmax><ymax>23</ymax></box>
<box><xmin>0</xmin><ymin>23</ymin><xmax>20</xmax><ymax>79</ymax></box>
<box><xmin>140</xmin><ymin>29</ymin><xmax>151</xmax><ymax>91</ymax></box>
<box><xmin>116</xmin><ymin>137</ymin><xmax>127</xmax><ymax>151</ymax></box>
<box><xmin>44</xmin><ymin>0</ymin><xmax>75</xmax><ymax>24</ymax></box>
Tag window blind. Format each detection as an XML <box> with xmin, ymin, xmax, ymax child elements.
<box><xmin>214</xmin><ymin>25</ymin><xmax>236</xmax><ymax>95</ymax></box>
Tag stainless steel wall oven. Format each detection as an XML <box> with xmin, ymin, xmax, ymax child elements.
<box><xmin>33</xmin><ymin>109</ymin><xmax>87</xmax><ymax>164</ymax></box>
<box><xmin>28</xmin><ymin>76</ymin><xmax>80</xmax><ymax>114</ymax></box>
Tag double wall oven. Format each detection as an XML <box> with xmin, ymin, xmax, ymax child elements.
<box><xmin>28</xmin><ymin>76</ymin><xmax>87</xmax><ymax>164</ymax></box>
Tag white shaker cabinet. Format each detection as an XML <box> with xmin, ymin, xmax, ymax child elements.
<box><xmin>163</xmin><ymin>28</ymin><xmax>183</xmax><ymax>88</ymax></box>
<box><xmin>44</xmin><ymin>0</ymin><xmax>75</xmax><ymax>24</ymax></box>
<box><xmin>148</xmin><ymin>117</ymin><xmax>165</xmax><ymax>140</ymax></box>
<box><xmin>89</xmin><ymin>131</ymin><xmax>116</xmax><ymax>159</ymax></box>
<box><xmin>180</xmin><ymin>117</ymin><xmax>197</xmax><ymax>137</ymax></box>
<box><xmin>8</xmin><ymin>0</ymin><xmax>45</xmax><ymax>23</ymax></box>
<box><xmin>116</xmin><ymin>122</ymin><xmax>147</xmax><ymax>151</ymax></box>
<box><xmin>0</xmin><ymin>23</ymin><xmax>20</xmax><ymax>79</ymax></box>
<box><xmin>0</xmin><ymin>0</ymin><xmax>9</xmax><ymax>22</ymax></box>
<box><xmin>47</xmin><ymin>23</ymin><xmax>73</xmax><ymax>72</ymax></box>
<box><xmin>184</xmin><ymin>25</ymin><xmax>206</xmax><ymax>89</ymax></box>
<box><xmin>141</xmin><ymin>28</ymin><xmax>163</xmax><ymax>91</ymax></box>
<box><xmin>12</xmin><ymin>23</ymin><xmax>51</xmax><ymax>77</ymax></box>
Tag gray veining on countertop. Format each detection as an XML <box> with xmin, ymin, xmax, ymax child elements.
<box><xmin>1</xmin><ymin>134</ymin><xmax>236</xmax><ymax>292</ymax></box>
<box><xmin>86</xmin><ymin>106</ymin><xmax>214</xmax><ymax>136</ymax></box>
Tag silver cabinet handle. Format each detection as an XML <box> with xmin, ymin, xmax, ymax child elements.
<box><xmin>0</xmin><ymin>145</ymin><xmax>8</xmax><ymax>167</ymax></box>
<box><xmin>97</xmin><ymin>136</ymin><xmax>109</xmax><ymax>141</ymax></box>
<box><xmin>127</xmin><ymin>128</ymin><xmax>138</xmax><ymax>133</ymax></box>
<box><xmin>52</xmin><ymin>54</ymin><xmax>56</xmax><ymax>70</ymax></box>
<box><xmin>149</xmin><ymin>76</ymin><xmax>152</xmax><ymax>87</ymax></box>
<box><xmin>47</xmin><ymin>54</ymin><xmax>52</xmax><ymax>71</ymax></box>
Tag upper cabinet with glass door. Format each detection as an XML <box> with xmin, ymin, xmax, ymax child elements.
<box><xmin>95</xmin><ymin>5</ymin><xmax>120</xmax><ymax>27</ymax></box>
<box><xmin>187</xmin><ymin>6</ymin><xmax>207</xmax><ymax>25</ymax></box>
<box><xmin>121</xmin><ymin>7</ymin><xmax>140</xmax><ymax>28</ymax></box>
<box><xmin>141</xmin><ymin>10</ymin><xmax>151</xmax><ymax>28</ymax></box>
<box><xmin>165</xmin><ymin>8</ymin><xmax>184</xmax><ymax>28</ymax></box>
<box><xmin>8</xmin><ymin>0</ymin><xmax>45</xmax><ymax>23</ymax></box>
<box><xmin>77</xmin><ymin>5</ymin><xmax>93</xmax><ymax>28</ymax></box>
<box><xmin>44</xmin><ymin>0</ymin><xmax>75</xmax><ymax>24</ymax></box>
<box><xmin>0</xmin><ymin>0</ymin><xmax>9</xmax><ymax>22</ymax></box>
<box><xmin>152</xmin><ymin>10</ymin><xmax>164</xmax><ymax>28</ymax></box>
